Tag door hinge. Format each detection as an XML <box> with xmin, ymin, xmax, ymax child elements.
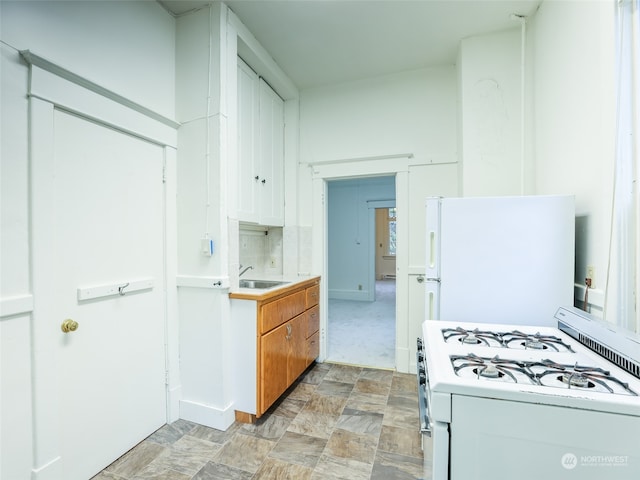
<box><xmin>162</xmin><ymin>165</ymin><xmax>167</xmax><ymax>184</ymax></box>
<box><xmin>165</xmin><ymin>371</ymin><xmax>170</xmax><ymax>385</ymax></box>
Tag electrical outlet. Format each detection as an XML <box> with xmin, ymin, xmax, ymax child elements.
<box><xmin>586</xmin><ymin>265</ymin><xmax>595</xmax><ymax>288</ymax></box>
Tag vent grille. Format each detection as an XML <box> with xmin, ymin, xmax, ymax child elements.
<box><xmin>578</xmin><ymin>333</ymin><xmax>640</xmax><ymax>379</ymax></box>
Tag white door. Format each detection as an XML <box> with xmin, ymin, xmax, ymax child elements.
<box><xmin>258</xmin><ymin>78</ymin><xmax>284</xmax><ymax>226</ymax></box>
<box><xmin>53</xmin><ymin>110</ymin><xmax>167</xmax><ymax>479</ymax></box>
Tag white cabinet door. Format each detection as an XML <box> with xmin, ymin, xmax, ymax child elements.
<box><xmin>258</xmin><ymin>78</ymin><xmax>284</xmax><ymax>226</ymax></box>
<box><xmin>237</xmin><ymin>59</ymin><xmax>260</xmax><ymax>223</ymax></box>
<box><xmin>236</xmin><ymin>58</ymin><xmax>284</xmax><ymax>226</ymax></box>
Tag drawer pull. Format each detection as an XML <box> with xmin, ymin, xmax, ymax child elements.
<box><xmin>286</xmin><ymin>324</ymin><xmax>292</xmax><ymax>340</ymax></box>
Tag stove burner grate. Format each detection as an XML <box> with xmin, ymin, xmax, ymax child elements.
<box><xmin>534</xmin><ymin>360</ymin><xmax>638</xmax><ymax>395</ymax></box>
<box><xmin>449</xmin><ymin>355</ymin><xmax>639</xmax><ymax>395</ymax></box>
<box><xmin>443</xmin><ymin>327</ymin><xmax>503</xmax><ymax>347</ymax></box>
<box><xmin>452</xmin><ymin>354</ymin><xmax>538</xmax><ymax>384</ymax></box>
<box><xmin>501</xmin><ymin>330</ymin><xmax>575</xmax><ymax>352</ymax></box>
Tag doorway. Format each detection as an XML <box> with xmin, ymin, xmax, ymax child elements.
<box><xmin>326</xmin><ymin>176</ymin><xmax>396</xmax><ymax>368</ymax></box>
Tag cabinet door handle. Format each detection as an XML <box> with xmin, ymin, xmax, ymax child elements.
<box><xmin>254</xmin><ymin>175</ymin><xmax>260</xmax><ymax>181</ymax></box>
<box><xmin>286</xmin><ymin>324</ymin><xmax>292</xmax><ymax>340</ymax></box>
<box><xmin>261</xmin><ymin>178</ymin><xmax>266</xmax><ymax>185</ymax></box>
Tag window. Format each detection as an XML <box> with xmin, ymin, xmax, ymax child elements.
<box><xmin>387</xmin><ymin>208</ymin><xmax>396</xmax><ymax>256</ymax></box>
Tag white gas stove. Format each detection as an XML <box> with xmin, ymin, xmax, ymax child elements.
<box><xmin>416</xmin><ymin>306</ymin><xmax>640</xmax><ymax>480</ymax></box>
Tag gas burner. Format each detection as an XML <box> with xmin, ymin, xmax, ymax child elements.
<box><xmin>476</xmin><ymin>363</ymin><xmax>501</xmax><ymax>378</ymax></box>
<box><xmin>443</xmin><ymin>328</ymin><xmax>503</xmax><ymax>347</ymax></box>
<box><xmin>451</xmin><ymin>354</ymin><xmax>538</xmax><ymax>384</ymax></box>
<box><xmin>501</xmin><ymin>330</ymin><xmax>575</xmax><ymax>352</ymax></box>
<box><xmin>560</xmin><ymin>372</ymin><xmax>592</xmax><ymax>388</ymax></box>
<box><xmin>534</xmin><ymin>360</ymin><xmax>638</xmax><ymax>396</ymax></box>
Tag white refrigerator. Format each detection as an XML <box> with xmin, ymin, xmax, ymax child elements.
<box><xmin>425</xmin><ymin>195</ymin><xmax>575</xmax><ymax>327</ymax></box>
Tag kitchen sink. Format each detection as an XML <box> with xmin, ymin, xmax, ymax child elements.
<box><xmin>239</xmin><ymin>279</ymin><xmax>288</xmax><ymax>289</ymax></box>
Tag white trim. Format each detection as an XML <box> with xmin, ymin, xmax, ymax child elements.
<box><xmin>307</xmin><ymin>153</ymin><xmax>414</xmax><ymax>166</ymax></box>
<box><xmin>176</xmin><ymin>275</ymin><xmax>230</xmax><ymax>289</ymax></box>
<box><xmin>227</xmin><ymin>8</ymin><xmax>298</xmax><ymax>100</ymax></box>
<box><xmin>76</xmin><ymin>278</ymin><xmax>154</xmax><ymax>301</ymax></box>
<box><xmin>30</xmin><ymin>97</ymin><xmax>63</xmax><ymax>480</ymax></box>
<box><xmin>163</xmin><ymin>146</ymin><xmax>181</xmax><ymax>424</ymax></box>
<box><xmin>20</xmin><ymin>50</ymin><xmax>179</xmax><ymax>129</ymax></box>
<box><xmin>310</xmin><ymin>157</ymin><xmax>411</xmax><ymax>180</ymax></box>
<box><xmin>30</xmin><ymin>455</ymin><xmax>62</xmax><ymax>480</ymax></box>
<box><xmin>0</xmin><ymin>294</ymin><xmax>34</xmax><ymax>318</ymax></box>
<box><xmin>313</xmin><ymin>163</ymin><xmax>411</xmax><ymax>373</ymax></box>
<box><xmin>179</xmin><ymin>399</ymin><xmax>235</xmax><ymax>431</ymax></box>
<box><xmin>26</xmin><ymin>60</ymin><xmax>177</xmax><ymax>148</ymax></box>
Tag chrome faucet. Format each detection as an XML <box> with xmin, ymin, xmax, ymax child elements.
<box><xmin>239</xmin><ymin>265</ymin><xmax>254</xmax><ymax>277</ymax></box>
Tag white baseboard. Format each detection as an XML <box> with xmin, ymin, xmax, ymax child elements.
<box><xmin>179</xmin><ymin>399</ymin><xmax>235</xmax><ymax>431</ymax></box>
<box><xmin>31</xmin><ymin>455</ymin><xmax>61</xmax><ymax>480</ymax></box>
<box><xmin>167</xmin><ymin>385</ymin><xmax>181</xmax><ymax>424</ymax></box>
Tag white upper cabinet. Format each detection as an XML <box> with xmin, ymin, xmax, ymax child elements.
<box><xmin>237</xmin><ymin>58</ymin><xmax>284</xmax><ymax>226</ymax></box>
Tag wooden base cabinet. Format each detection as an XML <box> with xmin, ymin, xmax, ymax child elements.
<box><xmin>230</xmin><ymin>277</ymin><xmax>320</xmax><ymax>422</ymax></box>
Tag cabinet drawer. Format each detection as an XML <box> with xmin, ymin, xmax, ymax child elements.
<box><xmin>307</xmin><ymin>331</ymin><xmax>320</xmax><ymax>363</ymax></box>
<box><xmin>260</xmin><ymin>290</ymin><xmax>306</xmax><ymax>334</ymax></box>
<box><xmin>306</xmin><ymin>305</ymin><xmax>319</xmax><ymax>338</ymax></box>
<box><xmin>305</xmin><ymin>284</ymin><xmax>319</xmax><ymax>308</ymax></box>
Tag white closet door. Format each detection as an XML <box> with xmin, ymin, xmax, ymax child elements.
<box><xmin>51</xmin><ymin>110</ymin><xmax>166</xmax><ymax>479</ymax></box>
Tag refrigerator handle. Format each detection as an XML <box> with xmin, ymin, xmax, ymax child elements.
<box><xmin>428</xmin><ymin>230</ymin><xmax>436</xmax><ymax>269</ymax></box>
<box><xmin>425</xmin><ymin>280</ymin><xmax>440</xmax><ymax>320</ymax></box>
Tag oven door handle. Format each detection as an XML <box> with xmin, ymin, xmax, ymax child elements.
<box><xmin>416</xmin><ymin>346</ymin><xmax>432</xmax><ymax>437</ymax></box>
<box><xmin>418</xmin><ymin>390</ymin><xmax>432</xmax><ymax>437</ymax></box>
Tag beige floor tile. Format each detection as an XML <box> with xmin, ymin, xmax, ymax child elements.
<box><xmin>377</xmin><ymin>424</ymin><xmax>423</xmax><ymax>458</ymax></box>
<box><xmin>253</xmin><ymin>457</ymin><xmax>315</xmax><ymax>479</ymax></box>
<box><xmin>324</xmin><ymin>364</ymin><xmax>363</xmax><ymax>383</ymax></box>
<box><xmin>105</xmin><ymin>441</ymin><xmax>168</xmax><ymax>478</ymax></box>
<box><xmin>325</xmin><ymin>428</ymin><xmax>378</xmax><ymax>465</ymax></box>
<box><xmin>213</xmin><ymin>432</ymin><xmax>276</xmax><ymax>474</ymax></box>
<box><xmin>287</xmin><ymin>410</ymin><xmax>340</xmax><ymax>439</ymax></box>
<box><xmin>96</xmin><ymin>363</ymin><xmax>423</xmax><ymax>480</ymax></box>
<box><xmin>370</xmin><ymin>450</ymin><xmax>424</xmax><ymax>480</ymax></box>
<box><xmin>268</xmin><ymin>431</ymin><xmax>327</xmax><ymax>468</ymax></box>
<box><xmin>303</xmin><ymin>392</ymin><xmax>349</xmax><ymax>415</ymax></box>
<box><xmin>336</xmin><ymin>408</ymin><xmax>384</xmax><ymax>436</ymax></box>
<box><xmin>311</xmin><ymin>453</ymin><xmax>373</xmax><ymax>480</ymax></box>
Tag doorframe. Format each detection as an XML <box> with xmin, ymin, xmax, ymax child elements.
<box><xmin>309</xmin><ymin>156</ymin><xmax>412</xmax><ymax>373</ymax></box>
<box><xmin>26</xmin><ymin>56</ymin><xmax>179</xmax><ymax>479</ymax></box>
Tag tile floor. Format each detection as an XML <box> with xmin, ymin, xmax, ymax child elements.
<box><xmin>93</xmin><ymin>362</ymin><xmax>427</xmax><ymax>480</ymax></box>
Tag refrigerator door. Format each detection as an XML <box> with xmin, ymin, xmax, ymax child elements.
<box><xmin>438</xmin><ymin>195</ymin><xmax>574</xmax><ymax>326</ymax></box>
<box><xmin>425</xmin><ymin>197</ymin><xmax>442</xmax><ymax>320</ymax></box>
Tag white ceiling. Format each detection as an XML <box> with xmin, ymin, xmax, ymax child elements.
<box><xmin>160</xmin><ymin>0</ymin><xmax>542</xmax><ymax>90</ymax></box>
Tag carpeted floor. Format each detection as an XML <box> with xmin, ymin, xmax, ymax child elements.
<box><xmin>327</xmin><ymin>280</ymin><xmax>396</xmax><ymax>369</ymax></box>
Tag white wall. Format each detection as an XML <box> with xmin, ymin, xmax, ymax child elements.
<box><xmin>531</xmin><ymin>0</ymin><xmax>616</xmax><ymax>313</ymax></box>
<box><xmin>0</xmin><ymin>2</ymin><xmax>176</xmax><ymax>478</ymax></box>
<box><xmin>298</xmin><ymin>67</ymin><xmax>458</xmax><ymax>222</ymax></box>
<box><xmin>299</xmin><ymin>67</ymin><xmax>458</xmax><ymax>372</ymax></box>
<box><xmin>458</xmin><ymin>28</ymin><xmax>525</xmax><ymax>196</ymax></box>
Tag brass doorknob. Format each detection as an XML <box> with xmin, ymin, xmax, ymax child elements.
<box><xmin>61</xmin><ymin>319</ymin><xmax>79</xmax><ymax>333</ymax></box>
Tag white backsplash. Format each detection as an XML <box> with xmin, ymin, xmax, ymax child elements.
<box><xmin>239</xmin><ymin>226</ymin><xmax>283</xmax><ymax>275</ymax></box>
